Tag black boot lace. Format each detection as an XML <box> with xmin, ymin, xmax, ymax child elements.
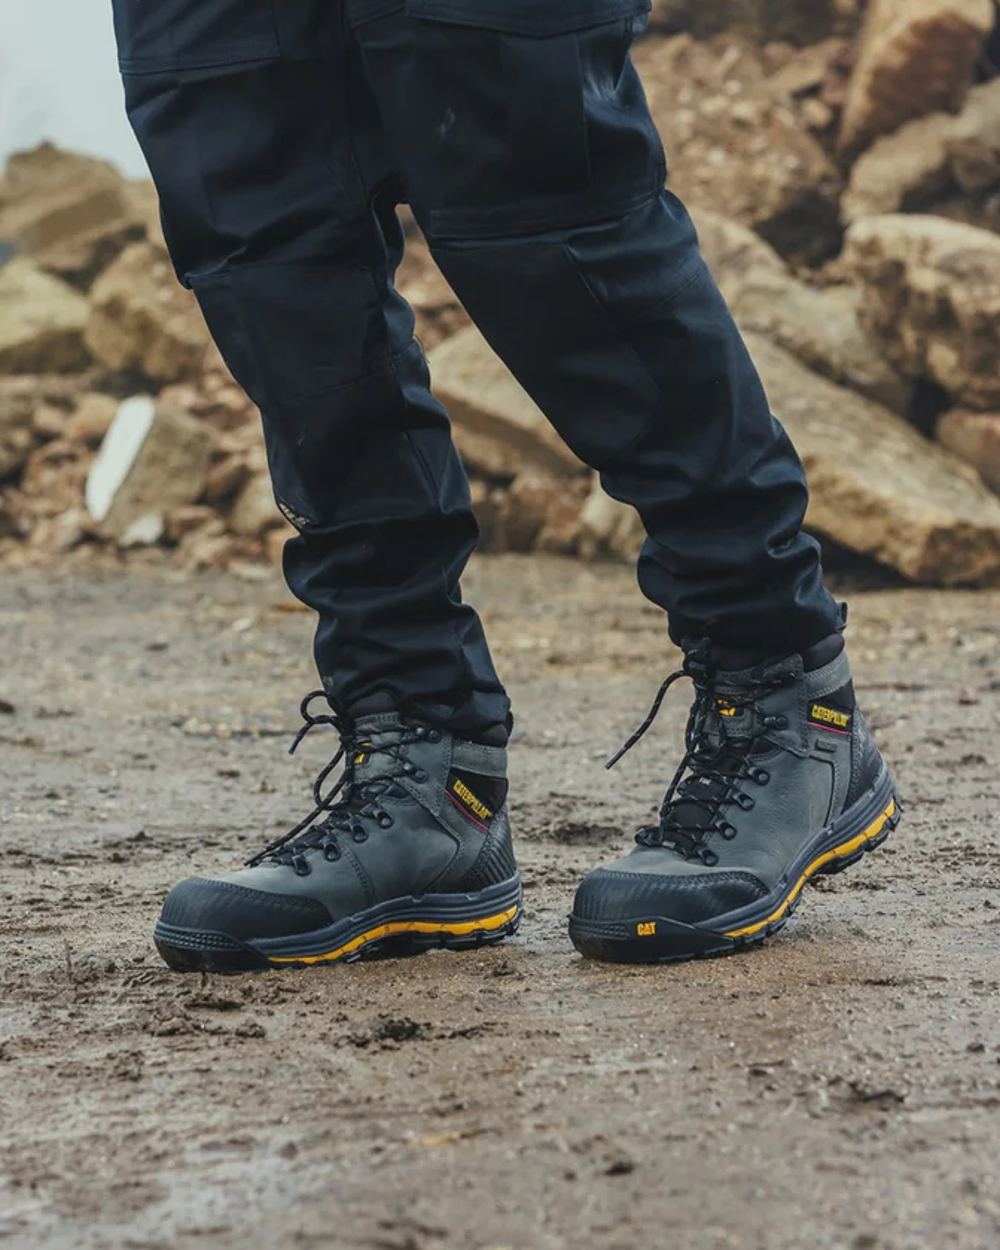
<box><xmin>246</xmin><ymin>691</ymin><xmax>438</xmax><ymax>876</ymax></box>
<box><xmin>606</xmin><ymin>644</ymin><xmax>793</xmax><ymax>866</ymax></box>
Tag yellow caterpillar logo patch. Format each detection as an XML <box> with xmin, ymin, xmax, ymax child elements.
<box><xmin>716</xmin><ymin>700</ymin><xmax>738</xmax><ymax>718</ymax></box>
<box><xmin>810</xmin><ymin>704</ymin><xmax>850</xmax><ymax>729</ymax></box>
<box><xmin>451</xmin><ymin>779</ymin><xmax>493</xmax><ymax>822</ymax></box>
<box><xmin>636</xmin><ymin>921</ymin><xmax>657</xmax><ymax>937</ymax></box>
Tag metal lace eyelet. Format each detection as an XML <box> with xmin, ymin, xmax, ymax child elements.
<box><xmin>736</xmin><ymin>792</ymin><xmax>755</xmax><ymax>811</ymax></box>
<box><xmin>718</xmin><ymin>822</ymin><xmax>738</xmax><ymax>840</ymax></box>
<box><xmin>701</xmin><ymin>849</ymin><xmax>719</xmax><ymax>866</ymax></box>
<box><xmin>753</xmin><ymin>768</ymin><xmax>770</xmax><ymax>785</ymax></box>
<box><xmin>427</xmin><ymin>730</ymin><xmax>442</xmax><ymax>743</ymax></box>
<box><xmin>352</xmin><ymin>829</ymin><xmax>368</xmax><ymax>843</ymax></box>
<box><xmin>293</xmin><ymin>856</ymin><xmax>311</xmax><ymax>876</ymax></box>
<box><xmin>378</xmin><ymin>813</ymin><xmax>393</xmax><ymax>828</ymax></box>
<box><xmin>323</xmin><ymin>845</ymin><xmax>340</xmax><ymax>862</ymax></box>
<box><xmin>414</xmin><ymin>769</ymin><xmax>428</xmax><ymax>782</ymax></box>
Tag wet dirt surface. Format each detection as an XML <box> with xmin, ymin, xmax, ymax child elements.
<box><xmin>1</xmin><ymin>554</ymin><xmax>998</xmax><ymax>1250</ymax></box>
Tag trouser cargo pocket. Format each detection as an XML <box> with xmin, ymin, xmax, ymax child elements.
<box><xmin>111</xmin><ymin>0</ymin><xmax>280</xmax><ymax>72</ymax></box>
<box><xmin>349</xmin><ymin>0</ymin><xmax>664</xmax><ymax>238</ymax></box>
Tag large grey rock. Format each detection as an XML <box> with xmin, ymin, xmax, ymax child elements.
<box><xmin>694</xmin><ymin>210</ymin><xmax>912</xmax><ymax>414</ymax></box>
<box><xmin>85</xmin><ymin>396</ymin><xmax>213</xmax><ymax>542</ymax></box>
<box><xmin>839</xmin><ymin>0</ymin><xmax>994</xmax><ymax>153</ymax></box>
<box><xmin>86</xmin><ymin>243</ymin><xmax>210</xmax><ymax>384</ymax></box>
<box><xmin>634</xmin><ymin>35</ymin><xmax>842</xmax><ymax>264</ymax></box>
<box><xmin>0</xmin><ymin>259</ymin><xmax>89</xmax><ymax>374</ymax></box>
<box><xmin>937</xmin><ymin>410</ymin><xmax>1000</xmax><ymax>494</ymax></box>
<box><xmin>843</xmin><ymin>214</ymin><xmax>1000</xmax><ymax>411</ymax></box>
<box><xmin>731</xmin><ymin>274</ymin><xmax>914</xmax><ymax>414</ymax></box>
<box><xmin>749</xmin><ymin>334</ymin><xmax>1000</xmax><ymax>585</ymax></box>
<box><xmin>843</xmin><ymin>79</ymin><xmax>1000</xmax><ymax>222</ymax></box>
<box><xmin>0</xmin><ymin>143</ymin><xmax>140</xmax><ymax>286</ymax></box>
<box><xmin>947</xmin><ymin>77</ymin><xmax>1000</xmax><ymax>194</ymax></box>
<box><xmin>426</xmin><ymin>326</ymin><xmax>583</xmax><ymax>480</ymax></box>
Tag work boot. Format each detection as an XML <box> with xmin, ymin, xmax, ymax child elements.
<box><xmin>569</xmin><ymin>631</ymin><xmax>901</xmax><ymax>963</ymax></box>
<box><xmin>154</xmin><ymin>693</ymin><xmax>522</xmax><ymax>973</ymax></box>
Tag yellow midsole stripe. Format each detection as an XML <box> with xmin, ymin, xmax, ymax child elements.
<box><xmin>723</xmin><ymin>798</ymin><xmax>896</xmax><ymax>939</ymax></box>
<box><xmin>267</xmin><ymin>904</ymin><xmax>519</xmax><ymax>966</ymax></box>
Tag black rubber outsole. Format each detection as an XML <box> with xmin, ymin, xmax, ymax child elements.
<box><xmin>568</xmin><ymin>792</ymin><xmax>902</xmax><ymax>966</ymax></box>
<box><xmin>154</xmin><ymin>895</ymin><xmax>524</xmax><ymax>975</ymax></box>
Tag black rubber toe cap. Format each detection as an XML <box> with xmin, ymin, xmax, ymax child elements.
<box><xmin>572</xmin><ymin>868</ymin><xmax>768</xmax><ymax>928</ymax></box>
<box><xmin>159</xmin><ymin>877</ymin><xmax>332</xmax><ymax>941</ymax></box>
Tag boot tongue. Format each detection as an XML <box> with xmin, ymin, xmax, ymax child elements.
<box><xmin>663</xmin><ymin>669</ymin><xmax>766</xmax><ymax>837</ymax></box>
<box><xmin>347</xmin><ymin>712</ymin><xmax>408</xmax><ymax>787</ymax></box>
<box><xmin>707</xmin><ymin>652</ymin><xmax>797</xmax><ymax>745</ymax></box>
<box><xmin>708</xmin><ymin>692</ymin><xmax>755</xmax><ymax>744</ymax></box>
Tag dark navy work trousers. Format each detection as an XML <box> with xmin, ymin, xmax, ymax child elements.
<box><xmin>112</xmin><ymin>0</ymin><xmax>840</xmax><ymax>736</ymax></box>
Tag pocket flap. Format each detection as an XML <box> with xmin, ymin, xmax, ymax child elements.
<box><xmin>404</xmin><ymin>0</ymin><xmax>650</xmax><ymax>37</ymax></box>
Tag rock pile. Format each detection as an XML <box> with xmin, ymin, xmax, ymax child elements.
<box><xmin>1</xmin><ymin>0</ymin><xmax>999</xmax><ymax>586</ymax></box>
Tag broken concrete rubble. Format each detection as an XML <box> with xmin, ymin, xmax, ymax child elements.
<box><xmin>748</xmin><ymin>334</ymin><xmax>1000</xmax><ymax>585</ymax></box>
<box><xmin>730</xmin><ymin>273</ymin><xmax>915</xmax><ymax>415</ymax></box>
<box><xmin>842</xmin><ymin>79</ymin><xmax>1000</xmax><ymax>222</ymax></box>
<box><xmin>635</xmin><ymin>35</ymin><xmax>842</xmax><ymax>264</ymax></box>
<box><xmin>694</xmin><ymin>210</ymin><xmax>913</xmax><ymax>414</ymax></box>
<box><xmin>0</xmin><ymin>259</ymin><xmax>89</xmax><ymax>374</ymax></box>
<box><xmin>0</xmin><ymin>379</ymin><xmax>43</xmax><ymax>480</ymax></box>
<box><xmin>844</xmin><ymin>214</ymin><xmax>1000</xmax><ymax>411</ymax></box>
<box><xmin>426</xmin><ymin>327</ymin><xmax>584</xmax><ymax>480</ymax></box>
<box><xmin>0</xmin><ymin>143</ymin><xmax>142</xmax><ymax>286</ymax></box>
<box><xmin>839</xmin><ymin>0</ymin><xmax>994</xmax><ymax>153</ymax></box>
<box><xmin>3</xmin><ymin>84</ymin><xmax>1000</xmax><ymax>589</ymax></box>
<box><xmin>65</xmin><ymin>393</ymin><xmax>117</xmax><ymax>446</ymax></box>
<box><xmin>85</xmin><ymin>243</ymin><xmax>210</xmax><ymax>384</ymax></box>
<box><xmin>86</xmin><ymin>396</ymin><xmax>212</xmax><ymax>543</ymax></box>
<box><xmin>937</xmin><ymin>411</ymin><xmax>1000</xmax><ymax>494</ymax></box>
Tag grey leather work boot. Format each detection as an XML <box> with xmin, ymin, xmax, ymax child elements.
<box><xmin>569</xmin><ymin>632</ymin><xmax>901</xmax><ymax>963</ymax></box>
<box><xmin>154</xmin><ymin>694</ymin><xmax>522</xmax><ymax>973</ymax></box>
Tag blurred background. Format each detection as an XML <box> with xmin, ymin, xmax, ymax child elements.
<box><xmin>1</xmin><ymin>0</ymin><xmax>999</xmax><ymax>586</ymax></box>
<box><xmin>1</xmin><ymin>0</ymin><xmax>144</xmax><ymax>175</ymax></box>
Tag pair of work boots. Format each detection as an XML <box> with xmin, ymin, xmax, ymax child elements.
<box><xmin>154</xmin><ymin>631</ymin><xmax>900</xmax><ymax>972</ymax></box>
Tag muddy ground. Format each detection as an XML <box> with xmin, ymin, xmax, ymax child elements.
<box><xmin>1</xmin><ymin>554</ymin><xmax>998</xmax><ymax>1250</ymax></box>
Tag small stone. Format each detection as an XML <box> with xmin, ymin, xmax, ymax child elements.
<box><xmin>64</xmin><ymin>393</ymin><xmax>117</xmax><ymax>445</ymax></box>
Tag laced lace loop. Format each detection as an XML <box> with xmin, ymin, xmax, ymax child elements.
<box><xmin>246</xmin><ymin>691</ymin><xmax>426</xmax><ymax>872</ymax></box>
<box><xmin>607</xmin><ymin>644</ymin><xmax>791</xmax><ymax>861</ymax></box>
